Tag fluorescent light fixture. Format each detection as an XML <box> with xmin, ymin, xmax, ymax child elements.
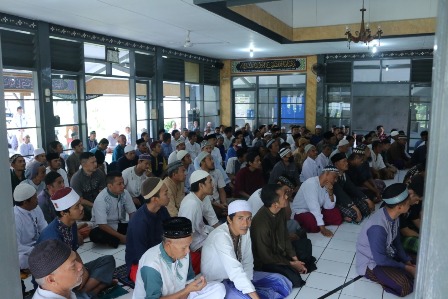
<box><xmin>372</xmin><ymin>45</ymin><xmax>378</xmax><ymax>53</ymax></box>
<box><xmin>162</xmin><ymin>55</ymin><xmax>168</xmax><ymax>58</ymax></box>
<box><xmin>249</xmin><ymin>49</ymin><xmax>254</xmax><ymax>58</ymax></box>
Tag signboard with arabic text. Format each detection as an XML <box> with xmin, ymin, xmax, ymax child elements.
<box><xmin>231</xmin><ymin>58</ymin><xmax>306</xmax><ymax>74</ymax></box>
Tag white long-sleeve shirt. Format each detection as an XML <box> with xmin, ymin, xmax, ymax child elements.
<box><xmin>178</xmin><ymin>192</ymin><xmax>218</xmax><ymax>251</ymax></box>
<box><xmin>201</xmin><ymin>223</ymin><xmax>256</xmax><ymax>294</ymax></box>
<box><xmin>185</xmin><ymin>141</ymin><xmax>201</xmax><ymax>161</ymax></box>
<box><xmin>316</xmin><ymin>152</ymin><xmax>330</xmax><ymax>171</ymax></box>
<box><xmin>14</xmin><ymin>205</ymin><xmax>47</xmax><ymax>269</ymax></box>
<box><xmin>300</xmin><ymin>157</ymin><xmax>320</xmax><ymax>182</ymax></box>
<box><xmin>291</xmin><ymin>176</ymin><xmax>336</xmax><ymax>226</ymax></box>
<box><xmin>46</xmin><ymin>167</ymin><xmax>69</xmax><ymax>187</ymax></box>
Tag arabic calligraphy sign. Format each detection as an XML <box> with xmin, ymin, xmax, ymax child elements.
<box><xmin>231</xmin><ymin>58</ymin><xmax>306</xmax><ymax>74</ymax></box>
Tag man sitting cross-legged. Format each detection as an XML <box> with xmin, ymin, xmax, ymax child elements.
<box><xmin>126</xmin><ymin>177</ymin><xmax>171</xmax><ymax>282</ymax></box>
<box><xmin>133</xmin><ymin>217</ymin><xmax>226</xmax><ymax>299</ymax></box>
<box><xmin>38</xmin><ymin>187</ymin><xmax>116</xmax><ymax>298</ymax></box>
<box><xmin>356</xmin><ymin>183</ymin><xmax>416</xmax><ymax>297</ymax></box>
<box><xmin>201</xmin><ymin>200</ymin><xmax>292</xmax><ymax>299</ymax></box>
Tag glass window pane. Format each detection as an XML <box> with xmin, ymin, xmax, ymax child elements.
<box><xmin>259</xmin><ymin>88</ymin><xmax>278</xmax><ymax>103</ymax></box>
<box><xmin>381</xmin><ymin>67</ymin><xmax>410</xmax><ymax>82</ymax></box>
<box><xmin>164</xmin><ymin>82</ymin><xmax>181</xmax><ymax>97</ymax></box>
<box><xmin>204</xmin><ymin>101</ymin><xmax>218</xmax><ymax>116</ymax></box>
<box><xmin>5</xmin><ymin>99</ymin><xmax>37</xmax><ymax>128</ymax></box>
<box><xmin>279</xmin><ymin>74</ymin><xmax>306</xmax><ymax>87</ymax></box>
<box><xmin>86</xmin><ymin>78</ymin><xmax>130</xmax><ymax>142</ymax></box>
<box><xmin>164</xmin><ymin>101</ymin><xmax>182</xmax><ymax>118</ymax></box>
<box><xmin>258</xmin><ymin>103</ymin><xmax>276</xmax><ymax>119</ymax></box>
<box><xmin>235</xmin><ymin>90</ymin><xmax>255</xmax><ymax>119</ymax></box>
<box><xmin>55</xmin><ymin>125</ymin><xmax>79</xmax><ymax>151</ymax></box>
<box><xmin>137</xmin><ymin>120</ymin><xmax>149</xmax><ymax>139</ymax></box>
<box><xmin>353</xmin><ymin>69</ymin><xmax>380</xmax><ymax>82</ymax></box>
<box><xmin>84</xmin><ymin>43</ymin><xmax>105</xmax><ymax>60</ymax></box>
<box><xmin>7</xmin><ymin>128</ymin><xmax>39</xmax><ymax>159</ymax></box>
<box><xmin>259</xmin><ymin>76</ymin><xmax>277</xmax><ymax>87</ymax></box>
<box><xmin>137</xmin><ymin>100</ymin><xmax>148</xmax><ymax>121</ymax></box>
<box><xmin>204</xmin><ymin>85</ymin><xmax>219</xmax><ymax>101</ymax></box>
<box><xmin>280</xmin><ymin>90</ymin><xmax>305</xmax><ymax>120</ymax></box>
<box><xmin>258</xmin><ymin>117</ymin><xmax>277</xmax><ymax>126</ymax></box>
<box><xmin>53</xmin><ymin>101</ymin><xmax>78</xmax><ymax>125</ymax></box>
<box><xmin>52</xmin><ymin>77</ymin><xmax>78</xmax><ymax>99</ymax></box>
<box><xmin>164</xmin><ymin>118</ymin><xmax>182</xmax><ymax>132</ymax></box>
<box><xmin>85</xmin><ymin>62</ymin><xmax>106</xmax><ymax>74</ymax></box>
<box><xmin>232</xmin><ymin>76</ymin><xmax>256</xmax><ymax>89</ymax></box>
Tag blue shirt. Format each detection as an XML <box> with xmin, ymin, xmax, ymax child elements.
<box><xmin>112</xmin><ymin>145</ymin><xmax>125</xmax><ymax>162</ymax></box>
<box><xmin>125</xmin><ymin>205</ymin><xmax>170</xmax><ymax>274</ymax></box>
<box><xmin>161</xmin><ymin>142</ymin><xmax>172</xmax><ymax>159</ymax></box>
<box><xmin>37</xmin><ymin>218</ymin><xmax>79</xmax><ymax>251</ymax></box>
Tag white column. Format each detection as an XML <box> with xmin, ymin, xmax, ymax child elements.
<box><xmin>0</xmin><ymin>33</ymin><xmax>22</xmax><ymax>297</ymax></box>
<box><xmin>415</xmin><ymin>0</ymin><xmax>448</xmax><ymax>297</ymax></box>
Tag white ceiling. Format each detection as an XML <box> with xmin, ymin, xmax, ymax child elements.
<box><xmin>0</xmin><ymin>0</ymin><xmax>437</xmax><ymax>60</ymax></box>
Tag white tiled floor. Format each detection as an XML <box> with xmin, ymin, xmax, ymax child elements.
<box><xmin>25</xmin><ymin>171</ymin><xmax>413</xmax><ymax>298</ymax></box>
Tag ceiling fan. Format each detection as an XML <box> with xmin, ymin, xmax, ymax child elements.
<box><xmin>183</xmin><ymin>30</ymin><xmax>227</xmax><ymax>48</ymax></box>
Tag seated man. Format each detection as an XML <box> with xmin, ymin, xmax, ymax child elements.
<box><xmin>46</xmin><ymin>152</ymin><xmax>69</xmax><ymax>187</ymax></box>
<box><xmin>185</xmin><ymin>131</ymin><xmax>201</xmax><ymax>161</ymax></box>
<box><xmin>234</xmin><ymin>151</ymin><xmax>265</xmax><ymax>199</ymax></box>
<box><xmin>90</xmin><ymin>171</ymin><xmax>137</xmax><ymax>248</ymax></box>
<box><xmin>134</xmin><ymin>137</ymin><xmax>150</xmax><ymax>156</ymax></box>
<box><xmin>225</xmin><ymin>147</ymin><xmax>247</xmax><ymax>184</ymax></box>
<box><xmin>112</xmin><ymin>134</ymin><xmax>127</xmax><ymax>162</ymax></box>
<box><xmin>167</xmin><ymin>139</ymin><xmax>186</xmax><ymax>164</ymax></box>
<box><xmin>14</xmin><ymin>184</ymin><xmax>48</xmax><ymax>272</ymax></box>
<box><xmin>10</xmin><ymin>154</ymin><xmax>26</xmax><ymax>195</ymax></box>
<box><xmin>400</xmin><ymin>174</ymin><xmax>424</xmax><ymax>254</ymax></box>
<box><xmin>331</xmin><ymin>153</ymin><xmax>372</xmax><ymax>222</ymax></box>
<box><xmin>178</xmin><ymin>170</ymin><xmax>220</xmax><ymax>274</ymax></box>
<box><xmin>386</xmin><ymin>134</ymin><xmax>412</xmax><ymax>169</ymax></box>
<box><xmin>66</xmin><ymin>139</ymin><xmax>83</xmax><ymax>181</ymax></box>
<box><xmin>329</xmin><ymin>139</ymin><xmax>350</xmax><ymax>159</ymax></box>
<box><xmin>149</xmin><ymin>141</ymin><xmax>167</xmax><ymax>178</ymax></box>
<box><xmin>70</xmin><ymin>152</ymin><xmax>106</xmax><ymax>220</ymax></box>
<box><xmin>21</xmin><ymin>161</ymin><xmax>46</xmax><ymax>194</ymax></box>
<box><xmin>29</xmin><ymin>239</ymin><xmax>83</xmax><ymax>299</ymax></box>
<box><xmin>38</xmin><ymin>187</ymin><xmax>116</xmax><ymax>297</ymax></box>
<box><xmin>122</xmin><ymin>154</ymin><xmax>151</xmax><ymax>207</ymax></box>
<box><xmin>163</xmin><ymin>161</ymin><xmax>186</xmax><ymax>217</ymax></box>
<box><xmin>89</xmin><ymin>137</ymin><xmax>109</xmax><ymax>155</ymax></box>
<box><xmin>315</xmin><ymin>144</ymin><xmax>332</xmax><ymax>172</ymax></box>
<box><xmin>269</xmin><ymin>147</ymin><xmax>300</xmax><ymax>187</ymax></box>
<box><xmin>37</xmin><ymin>171</ymin><xmax>65</xmax><ymax>223</ymax></box>
<box><xmin>356</xmin><ymin>183</ymin><xmax>415</xmax><ymax>297</ymax></box>
<box><xmin>197</xmin><ymin>151</ymin><xmax>228</xmax><ymax>218</ymax></box>
<box><xmin>126</xmin><ymin>178</ymin><xmax>171</xmax><ymax>282</ymax></box>
<box><xmin>251</xmin><ymin>185</ymin><xmax>310</xmax><ymax>288</ymax></box>
<box><xmin>292</xmin><ymin>165</ymin><xmax>343</xmax><ymax>237</ymax></box>
<box><xmin>33</xmin><ymin>148</ymin><xmax>47</xmax><ymax>164</ymax></box>
<box><xmin>117</xmin><ymin>145</ymin><xmax>138</xmax><ymax>172</ymax></box>
<box><xmin>201</xmin><ymin>200</ymin><xmax>292</xmax><ymax>299</ymax></box>
<box><xmin>177</xmin><ymin>150</ymin><xmax>195</xmax><ymax>193</ymax></box>
<box><xmin>370</xmin><ymin>140</ymin><xmax>396</xmax><ymax>180</ymax></box>
<box><xmin>300</xmin><ymin>144</ymin><xmax>320</xmax><ymax>183</ymax></box>
<box><xmin>261</xmin><ymin>139</ymin><xmax>281</xmax><ymax>181</ymax></box>
<box><xmin>133</xmin><ymin>217</ymin><xmax>226</xmax><ymax>299</ymax></box>
<box><xmin>161</xmin><ymin>132</ymin><xmax>173</xmax><ymax>159</ymax></box>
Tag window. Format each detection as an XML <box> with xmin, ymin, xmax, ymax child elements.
<box><xmin>4</xmin><ymin>69</ymin><xmax>40</xmax><ymax>158</ymax></box>
<box><xmin>326</xmin><ymin>86</ymin><xmax>351</xmax><ymax>128</ymax></box>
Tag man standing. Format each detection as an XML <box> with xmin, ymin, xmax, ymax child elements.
<box><xmin>46</xmin><ymin>152</ymin><xmax>69</xmax><ymax>187</ymax></box>
<box><xmin>122</xmin><ymin>154</ymin><xmax>151</xmax><ymax>207</ymax></box>
<box><xmin>66</xmin><ymin>139</ymin><xmax>83</xmax><ymax>181</ymax></box>
<box><xmin>70</xmin><ymin>152</ymin><xmax>106</xmax><ymax>220</ymax></box>
<box><xmin>178</xmin><ymin>170</ymin><xmax>220</xmax><ymax>274</ymax></box>
<box><xmin>133</xmin><ymin>217</ymin><xmax>226</xmax><ymax>299</ymax></box>
<box><xmin>86</xmin><ymin>130</ymin><xmax>98</xmax><ymax>151</ymax></box>
<box><xmin>29</xmin><ymin>239</ymin><xmax>83</xmax><ymax>299</ymax></box>
<box><xmin>90</xmin><ymin>172</ymin><xmax>136</xmax><ymax>248</ymax></box>
<box><xmin>163</xmin><ymin>161</ymin><xmax>186</xmax><ymax>217</ymax></box>
<box><xmin>13</xmin><ymin>184</ymin><xmax>48</xmax><ymax>271</ymax></box>
<box><xmin>112</xmin><ymin>134</ymin><xmax>127</xmax><ymax>162</ymax></box>
<box><xmin>356</xmin><ymin>183</ymin><xmax>415</xmax><ymax>297</ymax></box>
<box><xmin>251</xmin><ymin>185</ymin><xmax>308</xmax><ymax>287</ymax></box>
<box><xmin>125</xmin><ymin>177</ymin><xmax>171</xmax><ymax>282</ymax></box>
<box><xmin>38</xmin><ymin>187</ymin><xmax>116</xmax><ymax>297</ymax></box>
<box><xmin>292</xmin><ymin>165</ymin><xmax>343</xmax><ymax>237</ymax></box>
<box><xmin>201</xmin><ymin>200</ymin><xmax>292</xmax><ymax>299</ymax></box>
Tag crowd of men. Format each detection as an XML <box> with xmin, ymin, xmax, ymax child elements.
<box><xmin>9</xmin><ymin>122</ymin><xmax>427</xmax><ymax>298</ymax></box>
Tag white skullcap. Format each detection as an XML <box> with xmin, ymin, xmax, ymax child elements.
<box><xmin>34</xmin><ymin>148</ymin><xmax>45</xmax><ymax>156</ymax></box>
<box><xmin>264</xmin><ymin>132</ymin><xmax>272</xmax><ymax>137</ymax></box>
<box><xmin>197</xmin><ymin>151</ymin><xmax>210</xmax><ymax>164</ymax></box>
<box><xmin>124</xmin><ymin>145</ymin><xmax>135</xmax><ymax>154</ymax></box>
<box><xmin>177</xmin><ymin>150</ymin><xmax>189</xmax><ymax>161</ymax></box>
<box><xmin>315</xmin><ymin>125</ymin><xmax>322</xmax><ymax>129</ymax></box>
<box><xmin>190</xmin><ymin>170</ymin><xmax>209</xmax><ymax>185</ymax></box>
<box><xmin>14</xmin><ymin>183</ymin><xmax>37</xmax><ymax>202</ymax></box>
<box><xmin>390</xmin><ymin>131</ymin><xmax>399</xmax><ymax>137</ymax></box>
<box><xmin>304</xmin><ymin>144</ymin><xmax>315</xmax><ymax>154</ymax></box>
<box><xmin>338</xmin><ymin>139</ymin><xmax>349</xmax><ymax>147</ymax></box>
<box><xmin>51</xmin><ymin>187</ymin><xmax>80</xmax><ymax>211</ymax></box>
<box><xmin>114</xmin><ymin>130</ymin><xmax>119</xmax><ymax>134</ymax></box>
<box><xmin>228</xmin><ymin>200</ymin><xmax>252</xmax><ymax>215</ymax></box>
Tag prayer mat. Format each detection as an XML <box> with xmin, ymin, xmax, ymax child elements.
<box><xmin>113</xmin><ymin>264</ymin><xmax>135</xmax><ymax>289</ymax></box>
<box><xmin>97</xmin><ymin>285</ymin><xmax>128</xmax><ymax>299</ymax></box>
